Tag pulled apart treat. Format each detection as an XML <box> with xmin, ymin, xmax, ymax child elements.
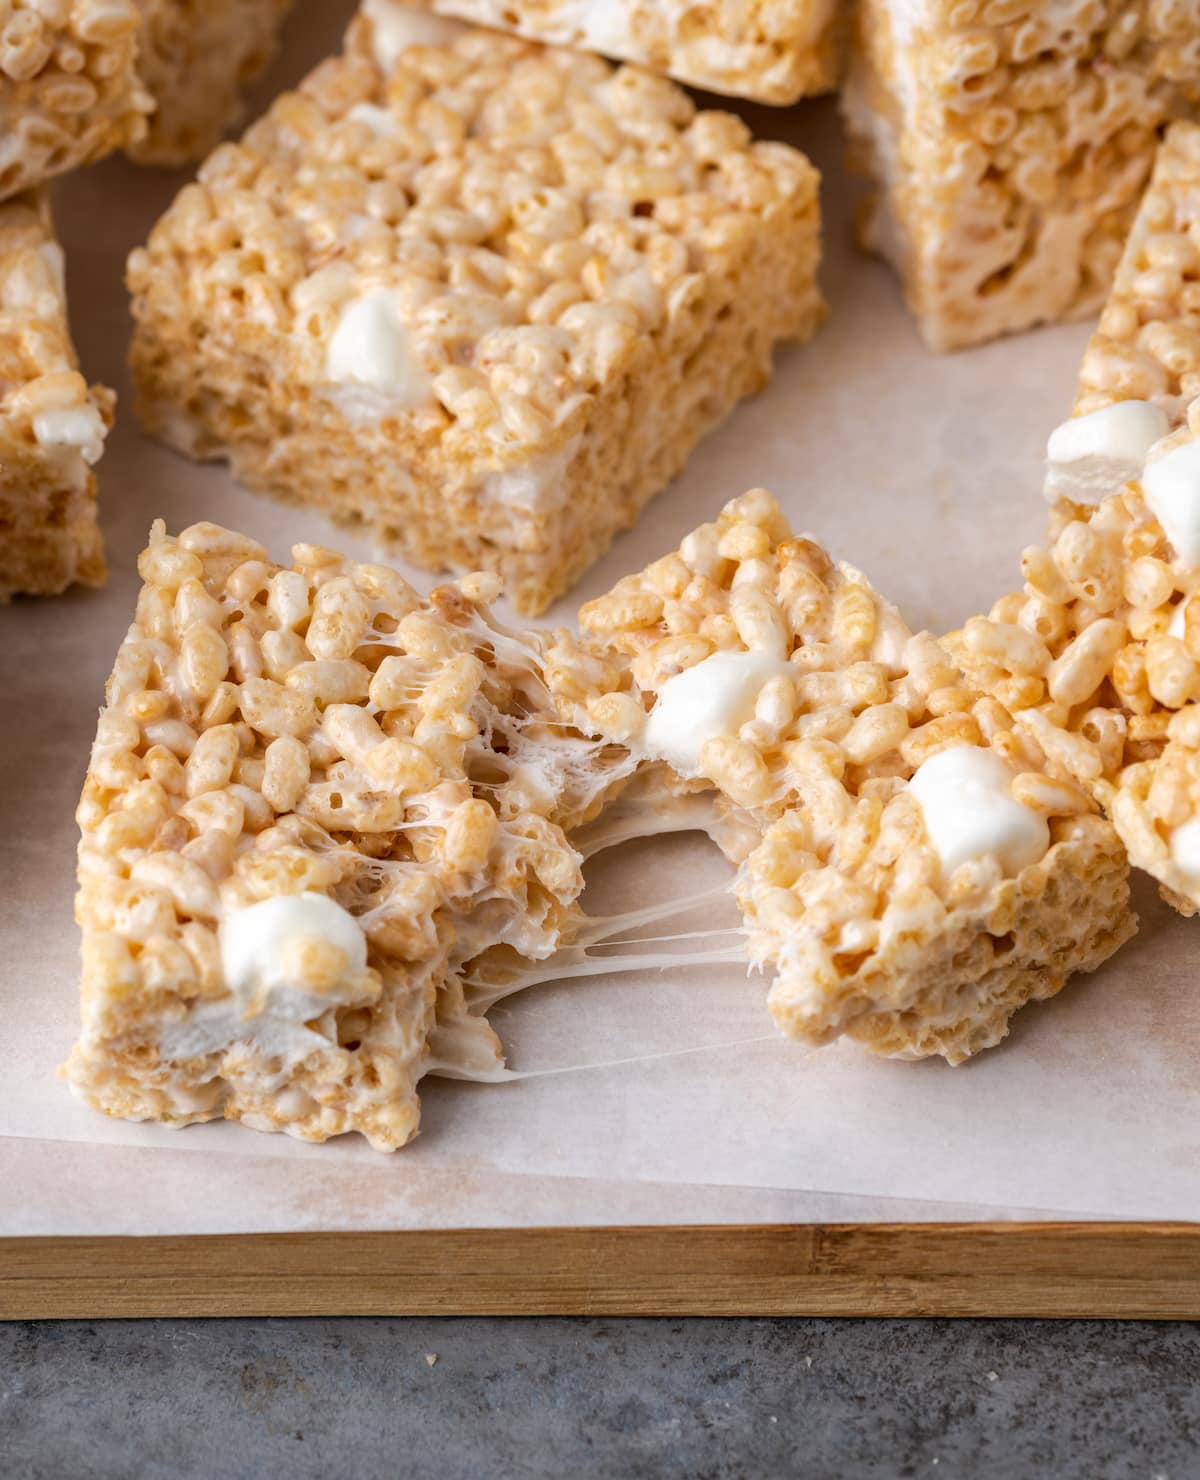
<box><xmin>127</xmin><ymin>19</ymin><xmax>824</xmax><ymax>615</ymax></box>
<box><xmin>127</xmin><ymin>0</ymin><xmax>296</xmax><ymax>166</ymax></box>
<box><xmin>387</xmin><ymin>0</ymin><xmax>845</xmax><ymax>105</ymax></box>
<box><xmin>0</xmin><ymin>0</ymin><xmax>151</xmax><ymax>200</ymax></box>
<box><xmin>843</xmin><ymin>1</ymin><xmax>1200</xmax><ymax>352</ymax></box>
<box><xmin>0</xmin><ymin>189</ymin><xmax>111</xmax><ymax>598</ymax></box>
<box><xmin>958</xmin><ymin>398</ymin><xmax>1200</xmax><ymax>918</ymax></box>
<box><xmin>68</xmin><ymin>521</ymin><xmax>627</xmax><ymax>1149</ymax></box>
<box><xmin>569</xmin><ymin>490</ymin><xmax>1135</xmax><ymax>1064</ymax></box>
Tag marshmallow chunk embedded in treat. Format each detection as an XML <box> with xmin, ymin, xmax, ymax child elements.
<box><xmin>1144</xmin><ymin>442</ymin><xmax>1200</xmax><ymax>565</ymax></box>
<box><xmin>1044</xmin><ymin>402</ymin><xmax>1169</xmax><ymax>508</ymax></box>
<box><xmin>910</xmin><ymin>747</ymin><xmax>1049</xmax><ymax>881</ymax></box>
<box><xmin>68</xmin><ymin>520</ymin><xmax>623</xmax><ymax>1150</ymax></box>
<box><xmin>568</xmin><ymin>489</ymin><xmax>1134</xmax><ymax>1065</ymax></box>
<box><xmin>642</xmin><ymin>649</ymin><xmax>793</xmax><ymax>775</ymax></box>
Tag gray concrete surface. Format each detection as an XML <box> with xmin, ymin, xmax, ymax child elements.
<box><xmin>3</xmin><ymin>1318</ymin><xmax>1199</xmax><ymax>1478</ymax></box>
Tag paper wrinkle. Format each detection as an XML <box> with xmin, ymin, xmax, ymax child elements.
<box><xmin>7</xmin><ymin>29</ymin><xmax>1200</xmax><ymax>1231</ymax></box>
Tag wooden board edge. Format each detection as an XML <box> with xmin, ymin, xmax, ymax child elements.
<box><xmin>5</xmin><ymin>1222</ymin><xmax>1200</xmax><ymax>1319</ymax></box>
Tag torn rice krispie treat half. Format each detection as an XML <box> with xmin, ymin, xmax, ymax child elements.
<box><xmin>67</xmin><ymin>520</ymin><xmax>611</xmax><ymax>1149</ymax></box>
<box><xmin>0</xmin><ymin>0</ymin><xmax>151</xmax><ymax>200</ymax></box>
<box><xmin>842</xmin><ymin>0</ymin><xmax>1200</xmax><ymax>352</ymax></box>
<box><xmin>127</xmin><ymin>21</ymin><xmax>825</xmax><ymax>616</ymax></box>
<box><xmin>0</xmin><ymin>189</ymin><xmax>111</xmax><ymax>598</ymax></box>
<box><xmin>384</xmin><ymin>0</ymin><xmax>844</xmax><ymax>105</ymax></box>
<box><xmin>567</xmin><ymin>490</ymin><xmax>1134</xmax><ymax>1063</ymax></box>
<box><xmin>127</xmin><ymin>0</ymin><xmax>296</xmax><ymax>166</ymax></box>
<box><xmin>956</xmin><ymin>398</ymin><xmax>1200</xmax><ymax>918</ymax></box>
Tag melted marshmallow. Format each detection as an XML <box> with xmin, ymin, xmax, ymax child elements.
<box><xmin>33</xmin><ymin>404</ymin><xmax>105</xmax><ymax>464</ymax></box>
<box><xmin>909</xmin><ymin>746</ymin><xmax>1049</xmax><ymax>880</ymax></box>
<box><xmin>1169</xmin><ymin>817</ymin><xmax>1200</xmax><ymax>883</ymax></box>
<box><xmin>159</xmin><ymin>893</ymin><xmax>368</xmax><ymax>1061</ymax></box>
<box><xmin>347</xmin><ymin>102</ymin><xmax>400</xmax><ymax>138</ymax></box>
<box><xmin>363</xmin><ymin>0</ymin><xmax>467</xmax><ymax>70</ymax></box>
<box><xmin>482</xmin><ymin>440</ymin><xmax>579</xmax><ymax>513</ymax></box>
<box><xmin>325</xmin><ymin>290</ymin><xmax>430</xmax><ymax>410</ymax></box>
<box><xmin>642</xmin><ymin>649</ymin><xmax>792</xmax><ymax>774</ymax></box>
<box><xmin>1044</xmin><ymin>401</ymin><xmax>1169</xmax><ymax>507</ymax></box>
<box><xmin>1143</xmin><ymin>441</ymin><xmax>1200</xmax><ymax>565</ymax></box>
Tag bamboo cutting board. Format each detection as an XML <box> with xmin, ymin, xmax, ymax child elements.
<box><xmin>5</xmin><ymin>1224</ymin><xmax>1200</xmax><ymax>1320</ymax></box>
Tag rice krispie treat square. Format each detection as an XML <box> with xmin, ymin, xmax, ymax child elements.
<box><xmin>842</xmin><ymin>1</ymin><xmax>1200</xmax><ymax>352</ymax></box>
<box><xmin>956</xmin><ymin>398</ymin><xmax>1200</xmax><ymax>918</ymax></box>
<box><xmin>0</xmin><ymin>189</ymin><xmax>110</xmax><ymax>599</ymax></box>
<box><xmin>68</xmin><ymin>520</ymin><xmax>605</xmax><ymax>1149</ymax></box>
<box><xmin>127</xmin><ymin>22</ymin><xmax>825</xmax><ymax>616</ymax></box>
<box><xmin>0</xmin><ymin>0</ymin><xmax>151</xmax><ymax>201</ymax></box>
<box><xmin>127</xmin><ymin>0</ymin><xmax>296</xmax><ymax>166</ymax></box>
<box><xmin>1073</xmin><ymin>122</ymin><xmax>1200</xmax><ymax>426</ymax></box>
<box><xmin>383</xmin><ymin>0</ymin><xmax>845</xmax><ymax>105</ymax></box>
<box><xmin>566</xmin><ymin>490</ymin><xmax>1134</xmax><ymax>1063</ymax></box>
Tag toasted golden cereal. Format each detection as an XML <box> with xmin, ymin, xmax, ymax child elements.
<box><xmin>0</xmin><ymin>0</ymin><xmax>151</xmax><ymax>200</ymax></box>
<box><xmin>127</xmin><ymin>21</ymin><xmax>825</xmax><ymax>616</ymax></box>
<box><xmin>127</xmin><ymin>0</ymin><xmax>296</xmax><ymax>166</ymax></box>
<box><xmin>388</xmin><ymin>0</ymin><xmax>845</xmax><ymax>105</ymax></box>
<box><xmin>843</xmin><ymin>1</ymin><xmax>1200</xmax><ymax>352</ymax></box>
<box><xmin>67</xmin><ymin>520</ymin><xmax>635</xmax><ymax>1149</ymax></box>
<box><xmin>0</xmin><ymin>189</ymin><xmax>111</xmax><ymax>599</ymax></box>
<box><xmin>564</xmin><ymin>491</ymin><xmax>1135</xmax><ymax>1064</ymax></box>
<box><xmin>956</xmin><ymin>400</ymin><xmax>1200</xmax><ymax>917</ymax></box>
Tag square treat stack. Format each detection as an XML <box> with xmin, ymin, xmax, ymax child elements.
<box><xmin>0</xmin><ymin>189</ymin><xmax>110</xmax><ymax>598</ymax></box>
<box><xmin>386</xmin><ymin>0</ymin><xmax>845</xmax><ymax>104</ymax></box>
<box><xmin>843</xmin><ymin>0</ymin><xmax>1200</xmax><ymax>352</ymax></box>
<box><xmin>127</xmin><ymin>20</ymin><xmax>825</xmax><ymax>615</ymax></box>
<box><xmin>0</xmin><ymin>0</ymin><xmax>151</xmax><ymax>200</ymax></box>
<box><xmin>566</xmin><ymin>491</ymin><xmax>1134</xmax><ymax>1063</ymax></box>
<box><xmin>68</xmin><ymin>521</ymin><xmax>611</xmax><ymax>1149</ymax></box>
<box><xmin>128</xmin><ymin>0</ymin><xmax>296</xmax><ymax>166</ymax></box>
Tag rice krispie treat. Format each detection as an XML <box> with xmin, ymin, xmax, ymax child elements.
<box><xmin>127</xmin><ymin>22</ymin><xmax>825</xmax><ymax>616</ymax></box>
<box><xmin>0</xmin><ymin>189</ymin><xmax>110</xmax><ymax>598</ymax></box>
<box><xmin>387</xmin><ymin>0</ymin><xmax>844</xmax><ymax>105</ymax></box>
<box><xmin>1073</xmin><ymin>122</ymin><xmax>1200</xmax><ymax>426</ymax></box>
<box><xmin>67</xmin><ymin>520</ymin><xmax>616</xmax><ymax>1149</ymax></box>
<box><xmin>127</xmin><ymin>0</ymin><xmax>295</xmax><ymax>166</ymax></box>
<box><xmin>842</xmin><ymin>1</ymin><xmax>1200</xmax><ymax>352</ymax></box>
<box><xmin>568</xmin><ymin>490</ymin><xmax>1134</xmax><ymax>1063</ymax></box>
<box><xmin>0</xmin><ymin>1</ymin><xmax>151</xmax><ymax>201</ymax></box>
<box><xmin>955</xmin><ymin>399</ymin><xmax>1200</xmax><ymax>918</ymax></box>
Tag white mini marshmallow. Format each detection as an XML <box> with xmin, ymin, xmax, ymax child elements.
<box><xmin>910</xmin><ymin>745</ymin><xmax>1049</xmax><ymax>880</ymax></box>
<box><xmin>363</xmin><ymin>0</ymin><xmax>467</xmax><ymax>71</ymax></box>
<box><xmin>642</xmin><ymin>649</ymin><xmax>793</xmax><ymax>774</ymax></box>
<box><xmin>1044</xmin><ymin>401</ymin><xmax>1169</xmax><ymax>506</ymax></box>
<box><xmin>325</xmin><ymin>289</ymin><xmax>429</xmax><ymax>407</ymax></box>
<box><xmin>347</xmin><ymin>102</ymin><xmax>400</xmax><ymax>138</ymax></box>
<box><xmin>33</xmin><ymin>404</ymin><xmax>106</xmax><ymax>465</ymax></box>
<box><xmin>1144</xmin><ymin>440</ymin><xmax>1200</xmax><ymax>565</ymax></box>
<box><xmin>159</xmin><ymin>893</ymin><xmax>368</xmax><ymax>1061</ymax></box>
<box><xmin>1169</xmin><ymin>817</ymin><xmax>1200</xmax><ymax>882</ymax></box>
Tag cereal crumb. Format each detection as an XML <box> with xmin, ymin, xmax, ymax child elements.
<box><xmin>424</xmin><ymin>1353</ymin><xmax>438</xmax><ymax>1367</ymax></box>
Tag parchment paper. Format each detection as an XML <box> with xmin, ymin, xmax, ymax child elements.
<box><xmin>5</xmin><ymin>4</ymin><xmax>1198</xmax><ymax>1237</ymax></box>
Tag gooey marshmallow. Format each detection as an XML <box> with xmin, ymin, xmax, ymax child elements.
<box><xmin>159</xmin><ymin>893</ymin><xmax>369</xmax><ymax>1061</ymax></box>
<box><xmin>325</xmin><ymin>289</ymin><xmax>430</xmax><ymax>408</ymax></box>
<box><xmin>1169</xmin><ymin>817</ymin><xmax>1200</xmax><ymax>883</ymax></box>
<box><xmin>362</xmin><ymin>0</ymin><xmax>467</xmax><ymax>70</ymax></box>
<box><xmin>1044</xmin><ymin>400</ymin><xmax>1169</xmax><ymax>506</ymax></box>
<box><xmin>641</xmin><ymin>648</ymin><xmax>793</xmax><ymax>775</ymax></box>
<box><xmin>1143</xmin><ymin>440</ymin><xmax>1200</xmax><ymax>565</ymax></box>
<box><xmin>32</xmin><ymin>403</ymin><xmax>106</xmax><ymax>465</ymax></box>
<box><xmin>909</xmin><ymin>746</ymin><xmax>1049</xmax><ymax>881</ymax></box>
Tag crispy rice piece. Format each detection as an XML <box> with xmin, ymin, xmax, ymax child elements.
<box><xmin>842</xmin><ymin>0</ymin><xmax>1200</xmax><ymax>352</ymax></box>
<box><xmin>0</xmin><ymin>189</ymin><xmax>111</xmax><ymax>599</ymax></box>
<box><xmin>386</xmin><ymin>0</ymin><xmax>845</xmax><ymax>105</ymax></box>
<box><xmin>127</xmin><ymin>0</ymin><xmax>296</xmax><ymax>166</ymax></box>
<box><xmin>0</xmin><ymin>0</ymin><xmax>151</xmax><ymax>200</ymax></box>
<box><xmin>66</xmin><ymin>520</ymin><xmax>622</xmax><ymax>1150</ymax></box>
<box><xmin>565</xmin><ymin>489</ymin><xmax>1134</xmax><ymax>1063</ymax></box>
<box><xmin>954</xmin><ymin>399</ymin><xmax>1200</xmax><ymax>917</ymax></box>
<box><xmin>127</xmin><ymin>21</ymin><xmax>824</xmax><ymax>616</ymax></box>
